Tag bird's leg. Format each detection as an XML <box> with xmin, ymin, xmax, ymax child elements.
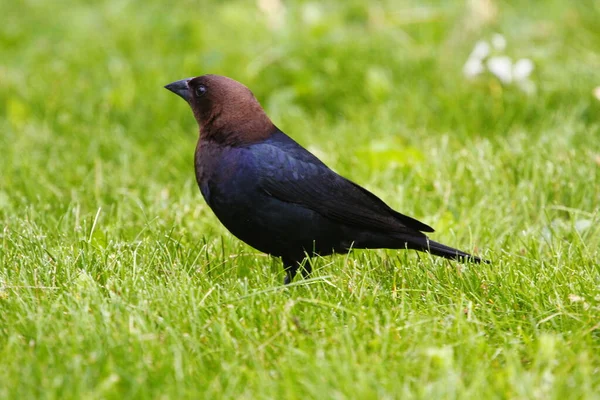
<box><xmin>283</xmin><ymin>258</ymin><xmax>313</xmax><ymax>284</ymax></box>
<box><xmin>283</xmin><ymin>258</ymin><xmax>298</xmax><ymax>285</ymax></box>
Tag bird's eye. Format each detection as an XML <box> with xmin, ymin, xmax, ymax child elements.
<box><xmin>195</xmin><ymin>85</ymin><xmax>207</xmax><ymax>97</ymax></box>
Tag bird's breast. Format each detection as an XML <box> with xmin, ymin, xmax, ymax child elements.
<box><xmin>194</xmin><ymin>142</ymin><xmax>255</xmax><ymax>206</ymax></box>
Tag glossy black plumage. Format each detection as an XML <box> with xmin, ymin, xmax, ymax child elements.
<box><xmin>165</xmin><ymin>75</ymin><xmax>486</xmax><ymax>284</ymax></box>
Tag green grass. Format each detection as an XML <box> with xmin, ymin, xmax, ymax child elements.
<box><xmin>1</xmin><ymin>0</ymin><xmax>600</xmax><ymax>398</ymax></box>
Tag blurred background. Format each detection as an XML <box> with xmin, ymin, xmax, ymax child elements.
<box><xmin>1</xmin><ymin>0</ymin><xmax>599</xmax><ymax>250</ymax></box>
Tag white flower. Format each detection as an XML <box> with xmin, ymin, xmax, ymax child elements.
<box><xmin>469</xmin><ymin>40</ymin><xmax>491</xmax><ymax>61</ymax></box>
<box><xmin>513</xmin><ymin>58</ymin><xmax>534</xmax><ymax>81</ymax></box>
<box><xmin>463</xmin><ymin>35</ymin><xmax>536</xmax><ymax>93</ymax></box>
<box><xmin>463</xmin><ymin>40</ymin><xmax>490</xmax><ymax>78</ymax></box>
<box><xmin>487</xmin><ymin>56</ymin><xmax>513</xmax><ymax>83</ymax></box>
<box><xmin>463</xmin><ymin>57</ymin><xmax>485</xmax><ymax>78</ymax></box>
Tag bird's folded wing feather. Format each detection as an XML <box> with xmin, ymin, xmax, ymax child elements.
<box><xmin>254</xmin><ymin>142</ymin><xmax>434</xmax><ymax>234</ymax></box>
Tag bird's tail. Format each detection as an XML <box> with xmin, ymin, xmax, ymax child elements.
<box><xmin>410</xmin><ymin>237</ymin><xmax>488</xmax><ymax>263</ymax></box>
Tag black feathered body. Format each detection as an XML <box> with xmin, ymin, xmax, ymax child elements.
<box><xmin>195</xmin><ymin>129</ymin><xmax>478</xmax><ymax>268</ymax></box>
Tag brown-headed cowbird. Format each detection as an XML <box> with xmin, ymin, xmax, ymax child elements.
<box><xmin>165</xmin><ymin>75</ymin><xmax>486</xmax><ymax>284</ymax></box>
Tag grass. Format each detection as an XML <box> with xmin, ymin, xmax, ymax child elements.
<box><xmin>1</xmin><ymin>0</ymin><xmax>600</xmax><ymax>398</ymax></box>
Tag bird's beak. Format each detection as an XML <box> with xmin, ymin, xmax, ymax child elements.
<box><xmin>164</xmin><ymin>78</ymin><xmax>193</xmax><ymax>102</ymax></box>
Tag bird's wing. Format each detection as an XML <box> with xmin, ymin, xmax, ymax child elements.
<box><xmin>253</xmin><ymin>140</ymin><xmax>434</xmax><ymax>234</ymax></box>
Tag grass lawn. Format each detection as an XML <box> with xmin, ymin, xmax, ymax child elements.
<box><xmin>1</xmin><ymin>0</ymin><xmax>599</xmax><ymax>398</ymax></box>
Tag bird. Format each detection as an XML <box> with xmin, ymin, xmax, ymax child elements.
<box><xmin>165</xmin><ymin>74</ymin><xmax>486</xmax><ymax>284</ymax></box>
